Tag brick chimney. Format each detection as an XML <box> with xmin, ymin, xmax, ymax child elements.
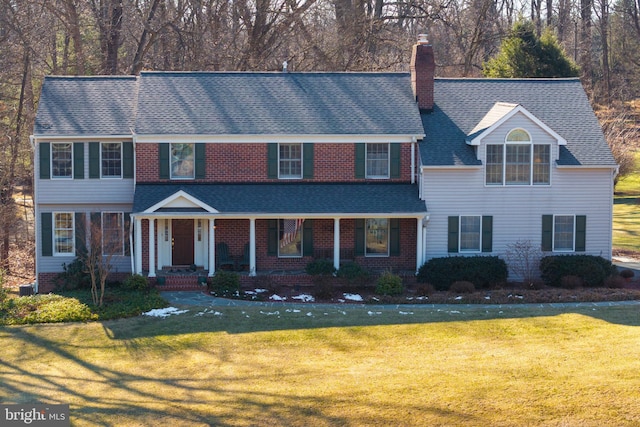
<box><xmin>410</xmin><ymin>34</ymin><xmax>435</xmax><ymax>112</ymax></box>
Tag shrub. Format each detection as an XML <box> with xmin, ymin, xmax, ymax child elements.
<box><xmin>305</xmin><ymin>258</ymin><xmax>336</xmax><ymax>276</ymax></box>
<box><xmin>208</xmin><ymin>271</ymin><xmax>241</xmax><ymax>297</ymax></box>
<box><xmin>337</xmin><ymin>262</ymin><xmax>371</xmax><ymax>287</ymax></box>
<box><xmin>375</xmin><ymin>271</ymin><xmax>404</xmax><ymax>296</ymax></box>
<box><xmin>539</xmin><ymin>255</ymin><xmax>618</xmax><ymax>288</ymax></box>
<box><xmin>313</xmin><ymin>275</ymin><xmax>336</xmax><ymax>300</ymax></box>
<box><xmin>450</xmin><ymin>281</ymin><xmax>476</xmax><ymax>294</ymax></box>
<box><xmin>54</xmin><ymin>258</ymin><xmax>90</xmax><ymax>290</ymax></box>
<box><xmin>560</xmin><ymin>275</ymin><xmax>583</xmax><ymax>289</ymax></box>
<box><xmin>604</xmin><ymin>275</ymin><xmax>626</xmax><ymax>289</ymax></box>
<box><xmin>0</xmin><ymin>269</ymin><xmax>7</xmax><ymax>303</ymax></box>
<box><xmin>417</xmin><ymin>256</ymin><xmax>508</xmax><ymax>290</ymax></box>
<box><xmin>414</xmin><ymin>283</ymin><xmax>435</xmax><ymax>296</ymax></box>
<box><xmin>619</xmin><ymin>268</ymin><xmax>635</xmax><ymax>279</ymax></box>
<box><xmin>122</xmin><ymin>274</ymin><xmax>149</xmax><ymax>291</ymax></box>
<box><xmin>504</xmin><ymin>240</ymin><xmax>543</xmax><ymax>284</ymax></box>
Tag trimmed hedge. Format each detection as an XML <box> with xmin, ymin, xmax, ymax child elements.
<box><xmin>539</xmin><ymin>255</ymin><xmax>618</xmax><ymax>288</ymax></box>
<box><xmin>417</xmin><ymin>256</ymin><xmax>508</xmax><ymax>291</ymax></box>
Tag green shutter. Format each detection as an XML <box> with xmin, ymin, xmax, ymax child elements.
<box><xmin>303</xmin><ymin>143</ymin><xmax>314</xmax><ymax>179</ymax></box>
<box><xmin>541</xmin><ymin>215</ymin><xmax>553</xmax><ymax>251</ymax></box>
<box><xmin>390</xmin><ymin>218</ymin><xmax>400</xmax><ymax>256</ymax></box>
<box><xmin>123</xmin><ymin>213</ymin><xmax>131</xmax><ymax>256</ymax></box>
<box><xmin>481</xmin><ymin>216</ymin><xmax>493</xmax><ymax>252</ymax></box>
<box><xmin>195</xmin><ymin>143</ymin><xmax>206</xmax><ymax>179</ymax></box>
<box><xmin>267</xmin><ymin>219</ymin><xmax>278</xmax><ymax>256</ymax></box>
<box><xmin>448</xmin><ymin>216</ymin><xmax>459</xmax><ymax>253</ymax></box>
<box><xmin>355</xmin><ymin>143</ymin><xmax>365</xmax><ymax>179</ymax></box>
<box><xmin>123</xmin><ymin>142</ymin><xmax>134</xmax><ymax>178</ymax></box>
<box><xmin>41</xmin><ymin>212</ymin><xmax>52</xmax><ymax>256</ymax></box>
<box><xmin>40</xmin><ymin>143</ymin><xmax>50</xmax><ymax>179</ymax></box>
<box><xmin>75</xmin><ymin>213</ymin><xmax>87</xmax><ymax>256</ymax></box>
<box><xmin>267</xmin><ymin>143</ymin><xmax>278</xmax><ymax>179</ymax></box>
<box><xmin>159</xmin><ymin>143</ymin><xmax>169</xmax><ymax>179</ymax></box>
<box><xmin>89</xmin><ymin>142</ymin><xmax>100</xmax><ymax>178</ymax></box>
<box><xmin>575</xmin><ymin>215</ymin><xmax>586</xmax><ymax>252</ymax></box>
<box><xmin>303</xmin><ymin>219</ymin><xmax>314</xmax><ymax>256</ymax></box>
<box><xmin>354</xmin><ymin>219</ymin><xmax>365</xmax><ymax>256</ymax></box>
<box><xmin>390</xmin><ymin>143</ymin><xmax>401</xmax><ymax>178</ymax></box>
<box><xmin>73</xmin><ymin>142</ymin><xmax>84</xmax><ymax>179</ymax></box>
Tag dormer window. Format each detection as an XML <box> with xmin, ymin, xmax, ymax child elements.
<box><xmin>486</xmin><ymin>129</ymin><xmax>550</xmax><ymax>186</ymax></box>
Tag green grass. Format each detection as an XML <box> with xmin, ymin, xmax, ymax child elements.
<box><xmin>614</xmin><ymin>153</ymin><xmax>640</xmax><ymax>253</ymax></box>
<box><xmin>2</xmin><ymin>304</ymin><xmax>640</xmax><ymax>426</ymax></box>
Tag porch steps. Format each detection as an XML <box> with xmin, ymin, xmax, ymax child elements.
<box><xmin>155</xmin><ymin>275</ymin><xmax>207</xmax><ymax>291</ymax></box>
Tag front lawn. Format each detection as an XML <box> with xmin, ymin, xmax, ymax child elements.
<box><xmin>1</xmin><ymin>303</ymin><xmax>640</xmax><ymax>426</ymax></box>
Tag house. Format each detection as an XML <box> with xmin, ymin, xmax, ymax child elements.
<box><xmin>31</xmin><ymin>36</ymin><xmax>617</xmax><ymax>292</ymax></box>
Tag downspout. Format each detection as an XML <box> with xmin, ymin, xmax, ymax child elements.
<box><xmin>411</xmin><ymin>139</ymin><xmax>416</xmax><ymax>184</ymax></box>
<box><xmin>129</xmin><ymin>128</ymin><xmax>137</xmax><ymax>275</ymax></box>
<box><xmin>30</xmin><ymin>135</ymin><xmax>38</xmax><ymax>293</ymax></box>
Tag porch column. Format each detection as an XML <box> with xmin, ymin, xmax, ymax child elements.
<box><xmin>208</xmin><ymin>219</ymin><xmax>215</xmax><ymax>276</ymax></box>
<box><xmin>333</xmin><ymin>218</ymin><xmax>340</xmax><ymax>271</ymax></box>
<box><xmin>135</xmin><ymin>217</ymin><xmax>142</xmax><ymax>275</ymax></box>
<box><xmin>249</xmin><ymin>218</ymin><xmax>256</xmax><ymax>276</ymax></box>
<box><xmin>148</xmin><ymin>218</ymin><xmax>156</xmax><ymax>277</ymax></box>
<box><xmin>416</xmin><ymin>217</ymin><xmax>423</xmax><ymax>272</ymax></box>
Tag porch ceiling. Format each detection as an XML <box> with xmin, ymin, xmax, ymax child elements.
<box><xmin>133</xmin><ymin>182</ymin><xmax>427</xmax><ymax>217</ymax></box>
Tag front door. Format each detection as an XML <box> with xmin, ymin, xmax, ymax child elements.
<box><xmin>172</xmin><ymin>219</ymin><xmax>194</xmax><ymax>265</ymax></box>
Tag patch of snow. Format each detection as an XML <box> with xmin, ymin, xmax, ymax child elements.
<box><xmin>484</xmin><ymin>296</ymin><xmax>491</xmax><ymax>300</ymax></box>
<box><xmin>292</xmin><ymin>294</ymin><xmax>315</xmax><ymax>302</ymax></box>
<box><xmin>254</xmin><ymin>288</ymin><xmax>268</xmax><ymax>293</ymax></box>
<box><xmin>269</xmin><ymin>294</ymin><xmax>287</xmax><ymax>301</ymax></box>
<box><xmin>143</xmin><ymin>307</ymin><xmax>189</xmax><ymax>318</ymax></box>
<box><xmin>285</xmin><ymin>309</ymin><xmax>301</xmax><ymax>313</ymax></box>
<box><xmin>306</xmin><ymin>312</ymin><xmax>313</xmax><ymax>316</ymax></box>
<box><xmin>449</xmin><ymin>310</ymin><xmax>461</xmax><ymax>314</ymax></box>
<box><xmin>337</xmin><ymin>299</ymin><xmax>345</xmax><ymax>303</ymax></box>
<box><xmin>260</xmin><ymin>310</ymin><xmax>280</xmax><ymax>316</ymax></box>
<box><xmin>343</xmin><ymin>293</ymin><xmax>363</xmax><ymax>302</ymax></box>
<box><xmin>399</xmin><ymin>311</ymin><xmax>414</xmax><ymax>315</ymax></box>
<box><xmin>454</xmin><ymin>296</ymin><xmax>463</xmax><ymax>300</ymax></box>
<box><xmin>367</xmin><ymin>311</ymin><xmax>382</xmax><ymax>316</ymax></box>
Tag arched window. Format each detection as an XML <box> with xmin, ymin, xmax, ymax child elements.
<box><xmin>486</xmin><ymin>128</ymin><xmax>550</xmax><ymax>186</ymax></box>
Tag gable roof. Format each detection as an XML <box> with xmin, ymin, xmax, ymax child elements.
<box><xmin>134</xmin><ymin>72</ymin><xmax>424</xmax><ymax>136</ymax></box>
<box><xmin>421</xmin><ymin>78</ymin><xmax>616</xmax><ymax>167</ymax></box>
<box><xmin>34</xmin><ymin>76</ymin><xmax>138</xmax><ymax>136</ymax></box>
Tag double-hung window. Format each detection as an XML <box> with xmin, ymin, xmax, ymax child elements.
<box><xmin>459</xmin><ymin>216</ymin><xmax>481</xmax><ymax>252</ymax></box>
<box><xmin>53</xmin><ymin>212</ymin><xmax>74</xmax><ymax>255</ymax></box>
<box><xmin>51</xmin><ymin>143</ymin><xmax>73</xmax><ymax>179</ymax></box>
<box><xmin>366</xmin><ymin>218</ymin><xmax>389</xmax><ymax>256</ymax></box>
<box><xmin>486</xmin><ymin>129</ymin><xmax>550</xmax><ymax>186</ymax></box>
<box><xmin>279</xmin><ymin>143</ymin><xmax>302</xmax><ymax>179</ymax></box>
<box><xmin>366</xmin><ymin>143</ymin><xmax>389</xmax><ymax>178</ymax></box>
<box><xmin>553</xmin><ymin>215</ymin><xmax>575</xmax><ymax>251</ymax></box>
<box><xmin>278</xmin><ymin>219</ymin><xmax>303</xmax><ymax>257</ymax></box>
<box><xmin>101</xmin><ymin>143</ymin><xmax>122</xmax><ymax>178</ymax></box>
<box><xmin>102</xmin><ymin>212</ymin><xmax>124</xmax><ymax>255</ymax></box>
<box><xmin>171</xmin><ymin>143</ymin><xmax>195</xmax><ymax>179</ymax></box>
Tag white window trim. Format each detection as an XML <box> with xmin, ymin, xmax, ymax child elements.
<box><xmin>170</xmin><ymin>143</ymin><xmax>195</xmax><ymax>180</ymax></box>
<box><xmin>278</xmin><ymin>143</ymin><xmax>303</xmax><ymax>180</ymax></box>
<box><xmin>365</xmin><ymin>218</ymin><xmax>390</xmax><ymax>257</ymax></box>
<box><xmin>459</xmin><ymin>215</ymin><xmax>482</xmax><ymax>253</ymax></box>
<box><xmin>101</xmin><ymin>142</ymin><xmax>123</xmax><ymax>179</ymax></box>
<box><xmin>365</xmin><ymin>143</ymin><xmax>390</xmax><ymax>179</ymax></box>
<box><xmin>53</xmin><ymin>212</ymin><xmax>75</xmax><ymax>256</ymax></box>
<box><xmin>102</xmin><ymin>212</ymin><xmax>124</xmax><ymax>256</ymax></box>
<box><xmin>552</xmin><ymin>214</ymin><xmax>575</xmax><ymax>252</ymax></box>
<box><xmin>51</xmin><ymin>142</ymin><xmax>73</xmax><ymax>180</ymax></box>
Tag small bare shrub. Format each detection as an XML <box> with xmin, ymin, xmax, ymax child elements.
<box><xmin>604</xmin><ymin>275</ymin><xmax>626</xmax><ymax>289</ymax></box>
<box><xmin>450</xmin><ymin>281</ymin><xmax>475</xmax><ymax>294</ymax></box>
<box><xmin>415</xmin><ymin>283</ymin><xmax>435</xmax><ymax>296</ymax></box>
<box><xmin>504</xmin><ymin>240</ymin><xmax>543</xmax><ymax>285</ymax></box>
<box><xmin>313</xmin><ymin>275</ymin><xmax>336</xmax><ymax>300</ymax></box>
<box><xmin>619</xmin><ymin>268</ymin><xmax>635</xmax><ymax>279</ymax></box>
<box><xmin>561</xmin><ymin>275</ymin><xmax>583</xmax><ymax>289</ymax></box>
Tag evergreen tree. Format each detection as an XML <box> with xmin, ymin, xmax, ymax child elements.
<box><xmin>483</xmin><ymin>20</ymin><xmax>579</xmax><ymax>78</ymax></box>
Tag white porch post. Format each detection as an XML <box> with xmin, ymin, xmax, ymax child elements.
<box><xmin>249</xmin><ymin>218</ymin><xmax>256</xmax><ymax>276</ymax></box>
<box><xmin>333</xmin><ymin>218</ymin><xmax>340</xmax><ymax>271</ymax></box>
<box><xmin>208</xmin><ymin>219</ymin><xmax>216</xmax><ymax>276</ymax></box>
<box><xmin>135</xmin><ymin>218</ymin><xmax>142</xmax><ymax>275</ymax></box>
<box><xmin>416</xmin><ymin>217</ymin><xmax>423</xmax><ymax>272</ymax></box>
<box><xmin>148</xmin><ymin>218</ymin><xmax>156</xmax><ymax>277</ymax></box>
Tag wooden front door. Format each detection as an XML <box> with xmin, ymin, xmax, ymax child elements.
<box><xmin>172</xmin><ymin>219</ymin><xmax>194</xmax><ymax>266</ymax></box>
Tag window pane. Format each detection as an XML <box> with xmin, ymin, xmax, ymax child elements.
<box><xmin>279</xmin><ymin>219</ymin><xmax>303</xmax><ymax>257</ymax></box>
<box><xmin>102</xmin><ymin>143</ymin><xmax>122</xmax><ymax>178</ymax></box>
<box><xmin>279</xmin><ymin>144</ymin><xmax>302</xmax><ymax>178</ymax></box>
<box><xmin>171</xmin><ymin>143</ymin><xmax>195</xmax><ymax>178</ymax></box>
<box><xmin>505</xmin><ymin>144</ymin><xmax>530</xmax><ymax>185</ymax></box>
<box><xmin>366</xmin><ymin>143</ymin><xmax>389</xmax><ymax>178</ymax></box>
<box><xmin>54</xmin><ymin>213</ymin><xmax>74</xmax><ymax>254</ymax></box>
<box><xmin>533</xmin><ymin>145</ymin><xmax>550</xmax><ymax>185</ymax></box>
<box><xmin>460</xmin><ymin>216</ymin><xmax>481</xmax><ymax>251</ymax></box>
<box><xmin>554</xmin><ymin>215</ymin><xmax>574</xmax><ymax>251</ymax></box>
<box><xmin>52</xmin><ymin>143</ymin><xmax>73</xmax><ymax>178</ymax></box>
<box><xmin>506</xmin><ymin>129</ymin><xmax>531</xmax><ymax>142</ymax></box>
<box><xmin>102</xmin><ymin>212</ymin><xmax>123</xmax><ymax>255</ymax></box>
<box><xmin>486</xmin><ymin>145</ymin><xmax>503</xmax><ymax>185</ymax></box>
<box><xmin>366</xmin><ymin>218</ymin><xmax>389</xmax><ymax>256</ymax></box>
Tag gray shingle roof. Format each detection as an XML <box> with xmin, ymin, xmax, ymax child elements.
<box><xmin>133</xmin><ymin>183</ymin><xmax>427</xmax><ymax>215</ymax></box>
<box><xmin>34</xmin><ymin>76</ymin><xmax>138</xmax><ymax>136</ymax></box>
<box><xmin>134</xmin><ymin>72</ymin><xmax>424</xmax><ymax>136</ymax></box>
<box><xmin>421</xmin><ymin>78</ymin><xmax>616</xmax><ymax>167</ymax></box>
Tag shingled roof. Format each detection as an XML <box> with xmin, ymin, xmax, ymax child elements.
<box><xmin>421</xmin><ymin>78</ymin><xmax>616</xmax><ymax>167</ymax></box>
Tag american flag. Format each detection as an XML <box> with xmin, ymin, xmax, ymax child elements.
<box><xmin>281</xmin><ymin>218</ymin><xmax>304</xmax><ymax>248</ymax></box>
